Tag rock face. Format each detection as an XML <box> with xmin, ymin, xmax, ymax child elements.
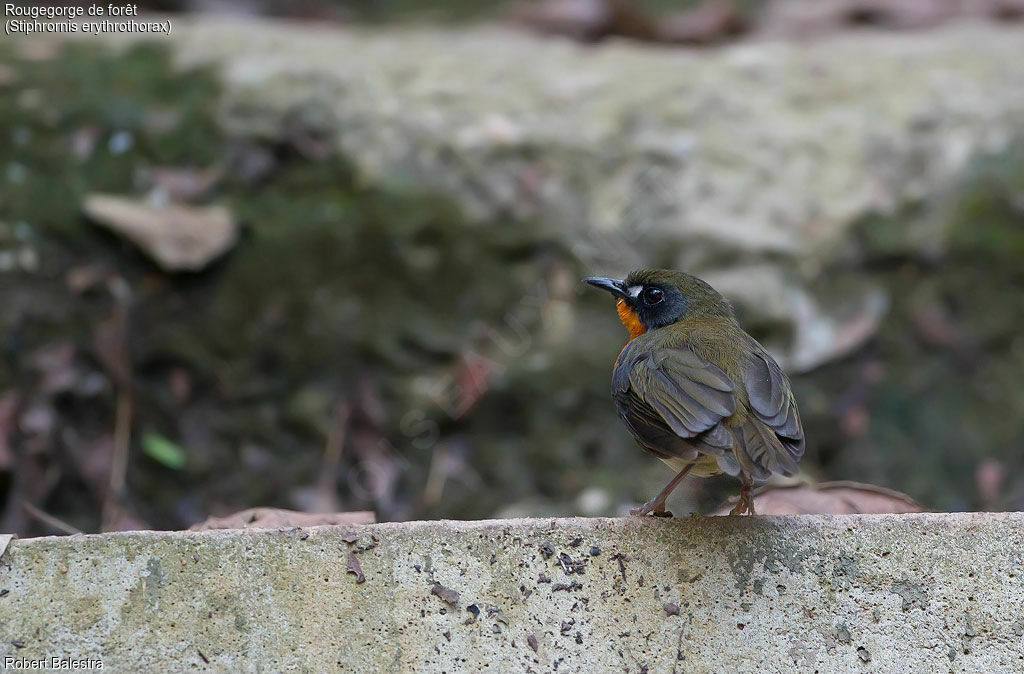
<box><xmin>1</xmin><ymin>514</ymin><xmax>1022</xmax><ymax>672</ymax></box>
<box><xmin>129</xmin><ymin>19</ymin><xmax>1024</xmax><ymax>368</ymax></box>
<box><xmin>5</xmin><ymin>20</ymin><xmax>1020</xmax><ymax>520</ymax></box>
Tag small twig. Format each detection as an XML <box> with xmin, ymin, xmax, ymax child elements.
<box><xmin>22</xmin><ymin>502</ymin><xmax>82</xmax><ymax>535</ymax></box>
<box><xmin>421</xmin><ymin>444</ymin><xmax>482</xmax><ymax>508</ymax></box>
<box><xmin>422</xmin><ymin>445</ymin><xmax>448</xmax><ymax>508</ymax></box>
<box><xmin>314</xmin><ymin>402</ymin><xmax>349</xmax><ymax>513</ymax></box>
<box><xmin>93</xmin><ymin>288</ymin><xmax>134</xmax><ymax>533</ymax></box>
<box><xmin>0</xmin><ymin>391</ymin><xmax>29</xmax><ymax>534</ymax></box>
<box><xmin>102</xmin><ymin>389</ymin><xmax>132</xmax><ymax>531</ymax></box>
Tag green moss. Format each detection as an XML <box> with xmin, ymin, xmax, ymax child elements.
<box><xmin>0</xmin><ymin>43</ymin><xmax>221</xmax><ymax>234</ymax></box>
<box><xmin>944</xmin><ymin>149</ymin><xmax>1024</xmax><ymax>261</ymax></box>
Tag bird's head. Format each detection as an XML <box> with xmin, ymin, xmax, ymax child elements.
<box><xmin>584</xmin><ymin>269</ymin><xmax>735</xmax><ymax>339</ymax></box>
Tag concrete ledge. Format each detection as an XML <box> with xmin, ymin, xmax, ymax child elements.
<box><xmin>1</xmin><ymin>514</ymin><xmax>1022</xmax><ymax>672</ymax></box>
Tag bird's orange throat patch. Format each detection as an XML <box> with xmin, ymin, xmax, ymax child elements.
<box><xmin>616</xmin><ymin>299</ymin><xmax>648</xmax><ymax>341</ymax></box>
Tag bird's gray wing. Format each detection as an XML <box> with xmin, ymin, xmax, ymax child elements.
<box><xmin>612</xmin><ymin>342</ymin><xmax>737</xmax><ymax>468</ymax></box>
<box><xmin>612</xmin><ymin>338</ymin><xmax>805</xmax><ymax>481</ymax></box>
<box><xmin>733</xmin><ymin>345</ymin><xmax>806</xmax><ymax>479</ymax></box>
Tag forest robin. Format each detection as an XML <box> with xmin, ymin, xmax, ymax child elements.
<box><xmin>585</xmin><ymin>269</ymin><xmax>805</xmax><ymax>516</ymax></box>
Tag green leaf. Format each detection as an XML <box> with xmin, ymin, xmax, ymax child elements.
<box><xmin>142</xmin><ymin>432</ymin><xmax>187</xmax><ymax>470</ymax></box>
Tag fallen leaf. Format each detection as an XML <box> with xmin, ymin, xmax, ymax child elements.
<box><xmin>347</xmin><ymin>552</ymin><xmax>365</xmax><ymax>583</ymax></box>
<box><xmin>142</xmin><ymin>432</ymin><xmax>188</xmax><ymax>470</ymax></box>
<box><xmin>83</xmin><ymin>193</ymin><xmax>237</xmax><ymax>272</ymax></box>
<box><xmin>431</xmin><ymin>582</ymin><xmax>460</xmax><ymax>606</ymax></box>
<box><xmin>713</xmin><ymin>480</ymin><xmax>926</xmax><ymax>516</ymax></box>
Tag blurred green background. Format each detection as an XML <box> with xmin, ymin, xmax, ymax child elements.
<box><xmin>2</xmin><ymin>0</ymin><xmax>1023</xmax><ymax>535</ymax></box>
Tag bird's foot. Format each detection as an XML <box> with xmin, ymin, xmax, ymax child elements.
<box><xmin>629</xmin><ymin>498</ymin><xmax>671</xmax><ymax>518</ymax></box>
<box><xmin>729</xmin><ymin>484</ymin><xmax>756</xmax><ymax>516</ymax></box>
<box><xmin>629</xmin><ymin>462</ymin><xmax>695</xmax><ymax>517</ymax></box>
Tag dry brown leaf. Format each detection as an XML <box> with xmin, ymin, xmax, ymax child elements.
<box><xmin>83</xmin><ymin>193</ymin><xmax>237</xmax><ymax>272</ymax></box>
<box><xmin>431</xmin><ymin>582</ymin><xmax>460</xmax><ymax>606</ymax></box>
<box><xmin>713</xmin><ymin>480</ymin><xmax>926</xmax><ymax>516</ymax></box>
<box><xmin>346</xmin><ymin>552</ymin><xmax>366</xmax><ymax>584</ymax></box>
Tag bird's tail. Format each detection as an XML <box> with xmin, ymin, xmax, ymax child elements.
<box><xmin>728</xmin><ymin>420</ymin><xmax>801</xmax><ymax>482</ymax></box>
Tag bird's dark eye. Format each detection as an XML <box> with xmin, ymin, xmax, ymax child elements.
<box><xmin>642</xmin><ymin>287</ymin><xmax>664</xmax><ymax>306</ymax></box>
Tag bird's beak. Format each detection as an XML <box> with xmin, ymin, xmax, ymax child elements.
<box><xmin>584</xmin><ymin>277</ymin><xmax>627</xmax><ymax>299</ymax></box>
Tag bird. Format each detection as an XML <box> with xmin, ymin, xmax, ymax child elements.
<box><xmin>584</xmin><ymin>269</ymin><xmax>804</xmax><ymax>516</ymax></box>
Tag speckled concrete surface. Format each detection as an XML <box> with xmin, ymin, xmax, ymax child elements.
<box><xmin>0</xmin><ymin>514</ymin><xmax>1022</xmax><ymax>672</ymax></box>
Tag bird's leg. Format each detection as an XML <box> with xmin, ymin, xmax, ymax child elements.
<box><xmin>630</xmin><ymin>461</ymin><xmax>696</xmax><ymax>517</ymax></box>
<box><xmin>729</xmin><ymin>481</ymin><xmax>756</xmax><ymax>516</ymax></box>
